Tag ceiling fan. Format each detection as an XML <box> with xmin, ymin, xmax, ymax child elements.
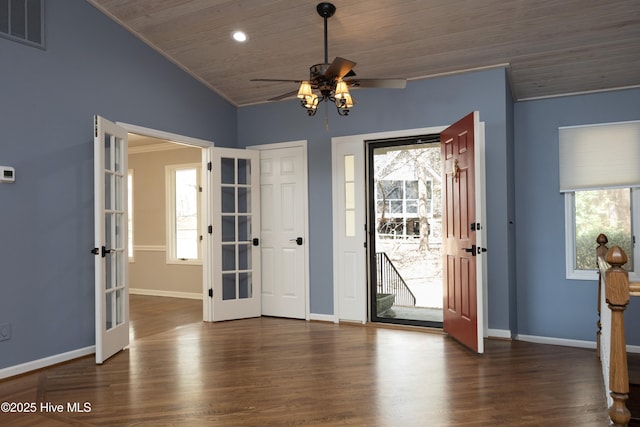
<box><xmin>251</xmin><ymin>2</ymin><xmax>407</xmax><ymax>116</ymax></box>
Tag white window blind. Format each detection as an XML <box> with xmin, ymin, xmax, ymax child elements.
<box><xmin>558</xmin><ymin>121</ymin><xmax>640</xmax><ymax>192</ymax></box>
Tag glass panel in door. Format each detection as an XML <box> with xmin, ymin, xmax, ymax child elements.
<box><xmin>210</xmin><ymin>148</ymin><xmax>261</xmax><ymax>321</ymax></box>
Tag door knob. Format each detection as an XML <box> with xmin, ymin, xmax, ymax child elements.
<box><xmin>463</xmin><ymin>244</ymin><xmax>476</xmax><ymax>256</ymax></box>
<box><xmin>101</xmin><ymin>246</ymin><xmax>114</xmax><ymax>257</ymax></box>
<box><xmin>290</xmin><ymin>237</ymin><xmax>303</xmax><ymax>245</ymax></box>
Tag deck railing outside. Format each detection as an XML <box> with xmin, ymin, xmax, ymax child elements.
<box><xmin>376</xmin><ymin>252</ymin><xmax>416</xmax><ymax>307</ymax></box>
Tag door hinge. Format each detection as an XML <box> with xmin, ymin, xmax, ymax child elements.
<box><xmin>207</xmin><ymin>161</ymin><xmax>212</xmax><ymax>171</ymax></box>
<box><xmin>208</xmin><ymin>225</ymin><xmax>213</xmax><ymax>234</ymax></box>
<box><xmin>199</xmin><ymin>186</ymin><xmax>203</xmax><ymax>193</ymax></box>
<box><xmin>208</xmin><ymin>288</ymin><xmax>213</xmax><ymax>298</ymax></box>
<box><xmin>470</xmin><ymin>222</ymin><xmax>482</xmax><ymax>231</ymax></box>
<box><xmin>94</xmin><ymin>115</ymin><xmax>98</xmax><ymax>138</ymax></box>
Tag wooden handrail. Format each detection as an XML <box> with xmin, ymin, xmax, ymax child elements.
<box><xmin>597</xmin><ymin>233</ymin><xmax>632</xmax><ymax>426</ymax></box>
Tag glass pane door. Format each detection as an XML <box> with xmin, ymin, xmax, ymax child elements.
<box><xmin>211</xmin><ymin>148</ymin><xmax>260</xmax><ymax>321</ymax></box>
<box><xmin>94</xmin><ymin>115</ymin><xmax>129</xmax><ymax>364</ymax></box>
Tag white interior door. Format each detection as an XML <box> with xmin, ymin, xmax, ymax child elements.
<box><xmin>93</xmin><ymin>115</ymin><xmax>129</xmax><ymax>364</ymax></box>
<box><xmin>256</xmin><ymin>142</ymin><xmax>308</xmax><ymax>319</ymax></box>
<box><xmin>209</xmin><ymin>147</ymin><xmax>261</xmax><ymax>321</ymax></box>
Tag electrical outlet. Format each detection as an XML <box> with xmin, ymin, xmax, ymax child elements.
<box><xmin>0</xmin><ymin>322</ymin><xmax>11</xmax><ymax>342</ymax></box>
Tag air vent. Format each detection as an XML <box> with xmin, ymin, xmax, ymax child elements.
<box><xmin>0</xmin><ymin>0</ymin><xmax>44</xmax><ymax>48</ymax></box>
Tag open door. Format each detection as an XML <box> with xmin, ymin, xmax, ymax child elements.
<box><xmin>441</xmin><ymin>111</ymin><xmax>485</xmax><ymax>353</ymax></box>
<box><xmin>208</xmin><ymin>147</ymin><xmax>261</xmax><ymax>321</ymax></box>
<box><xmin>93</xmin><ymin>115</ymin><xmax>129</xmax><ymax>364</ymax></box>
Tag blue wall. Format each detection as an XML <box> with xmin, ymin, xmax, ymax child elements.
<box><xmin>0</xmin><ymin>1</ymin><xmax>235</xmax><ymax>369</ymax></box>
<box><xmin>3</xmin><ymin>0</ymin><xmax>639</xmax><ymax>372</ymax></box>
<box><xmin>514</xmin><ymin>88</ymin><xmax>640</xmax><ymax>343</ymax></box>
<box><xmin>238</xmin><ymin>69</ymin><xmax>514</xmax><ymax>332</ymax></box>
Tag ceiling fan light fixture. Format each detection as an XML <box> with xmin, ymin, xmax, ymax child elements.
<box><xmin>334</xmin><ymin>80</ymin><xmax>350</xmax><ymax>99</ymax></box>
<box><xmin>251</xmin><ymin>2</ymin><xmax>405</xmax><ymax>117</ymax></box>
<box><xmin>297</xmin><ymin>81</ymin><xmax>313</xmax><ymax>98</ymax></box>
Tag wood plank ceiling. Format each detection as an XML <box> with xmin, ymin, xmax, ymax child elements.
<box><xmin>88</xmin><ymin>0</ymin><xmax>640</xmax><ymax>106</ymax></box>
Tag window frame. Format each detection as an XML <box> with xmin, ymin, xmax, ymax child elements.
<box><xmin>565</xmin><ymin>188</ymin><xmax>639</xmax><ymax>281</ymax></box>
<box><xmin>165</xmin><ymin>163</ymin><xmax>202</xmax><ymax>265</ymax></box>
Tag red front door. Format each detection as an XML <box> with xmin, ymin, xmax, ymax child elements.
<box><xmin>441</xmin><ymin>112</ymin><xmax>482</xmax><ymax>353</ymax></box>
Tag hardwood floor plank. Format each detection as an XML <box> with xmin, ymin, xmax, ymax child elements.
<box><xmin>0</xmin><ymin>296</ymin><xmax>610</xmax><ymax>426</ymax></box>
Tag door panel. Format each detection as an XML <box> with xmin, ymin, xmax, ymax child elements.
<box><xmin>259</xmin><ymin>145</ymin><xmax>307</xmax><ymax>319</ymax></box>
<box><xmin>441</xmin><ymin>111</ymin><xmax>484</xmax><ymax>353</ymax></box>
<box><xmin>94</xmin><ymin>115</ymin><xmax>129</xmax><ymax>364</ymax></box>
<box><xmin>210</xmin><ymin>148</ymin><xmax>261</xmax><ymax>321</ymax></box>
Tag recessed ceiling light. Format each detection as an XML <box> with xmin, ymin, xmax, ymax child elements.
<box><xmin>232</xmin><ymin>31</ymin><xmax>248</xmax><ymax>42</ymax></box>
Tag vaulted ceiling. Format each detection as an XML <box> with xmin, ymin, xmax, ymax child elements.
<box><xmin>88</xmin><ymin>0</ymin><xmax>640</xmax><ymax>106</ymax></box>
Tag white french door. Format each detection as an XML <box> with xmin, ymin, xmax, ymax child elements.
<box><xmin>208</xmin><ymin>147</ymin><xmax>261</xmax><ymax>321</ymax></box>
<box><xmin>93</xmin><ymin>115</ymin><xmax>129</xmax><ymax>364</ymax></box>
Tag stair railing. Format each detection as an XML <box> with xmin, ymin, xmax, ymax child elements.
<box><xmin>376</xmin><ymin>252</ymin><xmax>416</xmax><ymax>307</ymax></box>
<box><xmin>597</xmin><ymin>233</ymin><xmax>640</xmax><ymax>426</ymax></box>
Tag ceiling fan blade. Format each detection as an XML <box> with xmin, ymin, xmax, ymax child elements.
<box><xmin>252</xmin><ymin>78</ymin><xmax>303</xmax><ymax>83</ymax></box>
<box><xmin>268</xmin><ymin>89</ymin><xmax>300</xmax><ymax>102</ymax></box>
<box><xmin>345</xmin><ymin>78</ymin><xmax>407</xmax><ymax>89</ymax></box>
<box><xmin>324</xmin><ymin>57</ymin><xmax>356</xmax><ymax>80</ymax></box>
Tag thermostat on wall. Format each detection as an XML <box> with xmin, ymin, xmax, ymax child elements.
<box><xmin>0</xmin><ymin>166</ymin><xmax>15</xmax><ymax>183</ymax></box>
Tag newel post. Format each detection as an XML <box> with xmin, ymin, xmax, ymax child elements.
<box><xmin>605</xmin><ymin>246</ymin><xmax>631</xmax><ymax>426</ymax></box>
<box><xmin>596</xmin><ymin>233</ymin><xmax>609</xmax><ymax>358</ymax></box>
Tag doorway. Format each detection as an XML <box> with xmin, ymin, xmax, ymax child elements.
<box><xmin>127</xmin><ymin>133</ymin><xmax>205</xmax><ymax>339</ymax></box>
<box><xmin>367</xmin><ymin>135</ymin><xmax>443</xmax><ymax>328</ymax></box>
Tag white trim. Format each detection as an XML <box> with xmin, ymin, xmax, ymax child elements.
<box><xmin>0</xmin><ymin>346</ymin><xmax>95</xmax><ymax>380</ymax></box>
<box><xmin>516</xmin><ymin>334</ymin><xmax>595</xmax><ymax>349</ymax></box>
<box><xmin>518</xmin><ymin>84</ymin><xmax>640</xmax><ymax>102</ymax></box>
<box><xmin>134</xmin><ymin>245</ymin><xmax>166</xmax><ymax>252</ymax></box>
<box><xmin>128</xmin><ymin>142</ymin><xmax>185</xmax><ymax>154</ymax></box>
<box><xmin>309</xmin><ymin>313</ymin><xmax>338</xmax><ymax>323</ymax></box>
<box><xmin>117</xmin><ymin>123</ymin><xmax>214</xmax><ymax>149</ymax></box>
<box><xmin>515</xmin><ymin>334</ymin><xmax>640</xmax><ymax>353</ymax></box>
<box><xmin>129</xmin><ymin>288</ymin><xmax>203</xmax><ymax>300</ymax></box>
<box><xmin>247</xmin><ymin>140</ymin><xmax>311</xmax><ymax>320</ymax></box>
<box><xmin>487</xmin><ymin>328</ymin><xmax>512</xmax><ymax>339</ymax></box>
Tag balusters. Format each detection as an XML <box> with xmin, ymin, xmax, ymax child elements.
<box><xmin>596</xmin><ymin>233</ymin><xmax>609</xmax><ymax>359</ymax></box>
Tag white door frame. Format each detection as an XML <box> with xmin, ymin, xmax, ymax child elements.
<box><xmin>331</xmin><ymin>125</ymin><xmax>488</xmax><ymax>334</ymax></box>
<box><xmin>248</xmin><ymin>140</ymin><xmax>310</xmax><ymax>320</ymax></box>
<box><xmin>116</xmin><ymin>122</ymin><xmax>214</xmax><ymax>321</ymax></box>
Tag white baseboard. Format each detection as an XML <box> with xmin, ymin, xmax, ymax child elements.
<box><xmin>129</xmin><ymin>288</ymin><xmax>203</xmax><ymax>300</ymax></box>
<box><xmin>516</xmin><ymin>334</ymin><xmax>596</xmax><ymax>349</ymax></box>
<box><xmin>487</xmin><ymin>328</ymin><xmax>512</xmax><ymax>339</ymax></box>
<box><xmin>0</xmin><ymin>345</ymin><xmax>95</xmax><ymax>380</ymax></box>
<box><xmin>309</xmin><ymin>313</ymin><xmax>337</xmax><ymax>323</ymax></box>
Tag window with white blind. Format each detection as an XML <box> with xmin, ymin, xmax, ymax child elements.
<box><xmin>560</xmin><ymin>121</ymin><xmax>640</xmax><ymax>280</ymax></box>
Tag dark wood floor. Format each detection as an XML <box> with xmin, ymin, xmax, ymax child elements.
<box><xmin>0</xmin><ymin>295</ymin><xmax>610</xmax><ymax>426</ymax></box>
